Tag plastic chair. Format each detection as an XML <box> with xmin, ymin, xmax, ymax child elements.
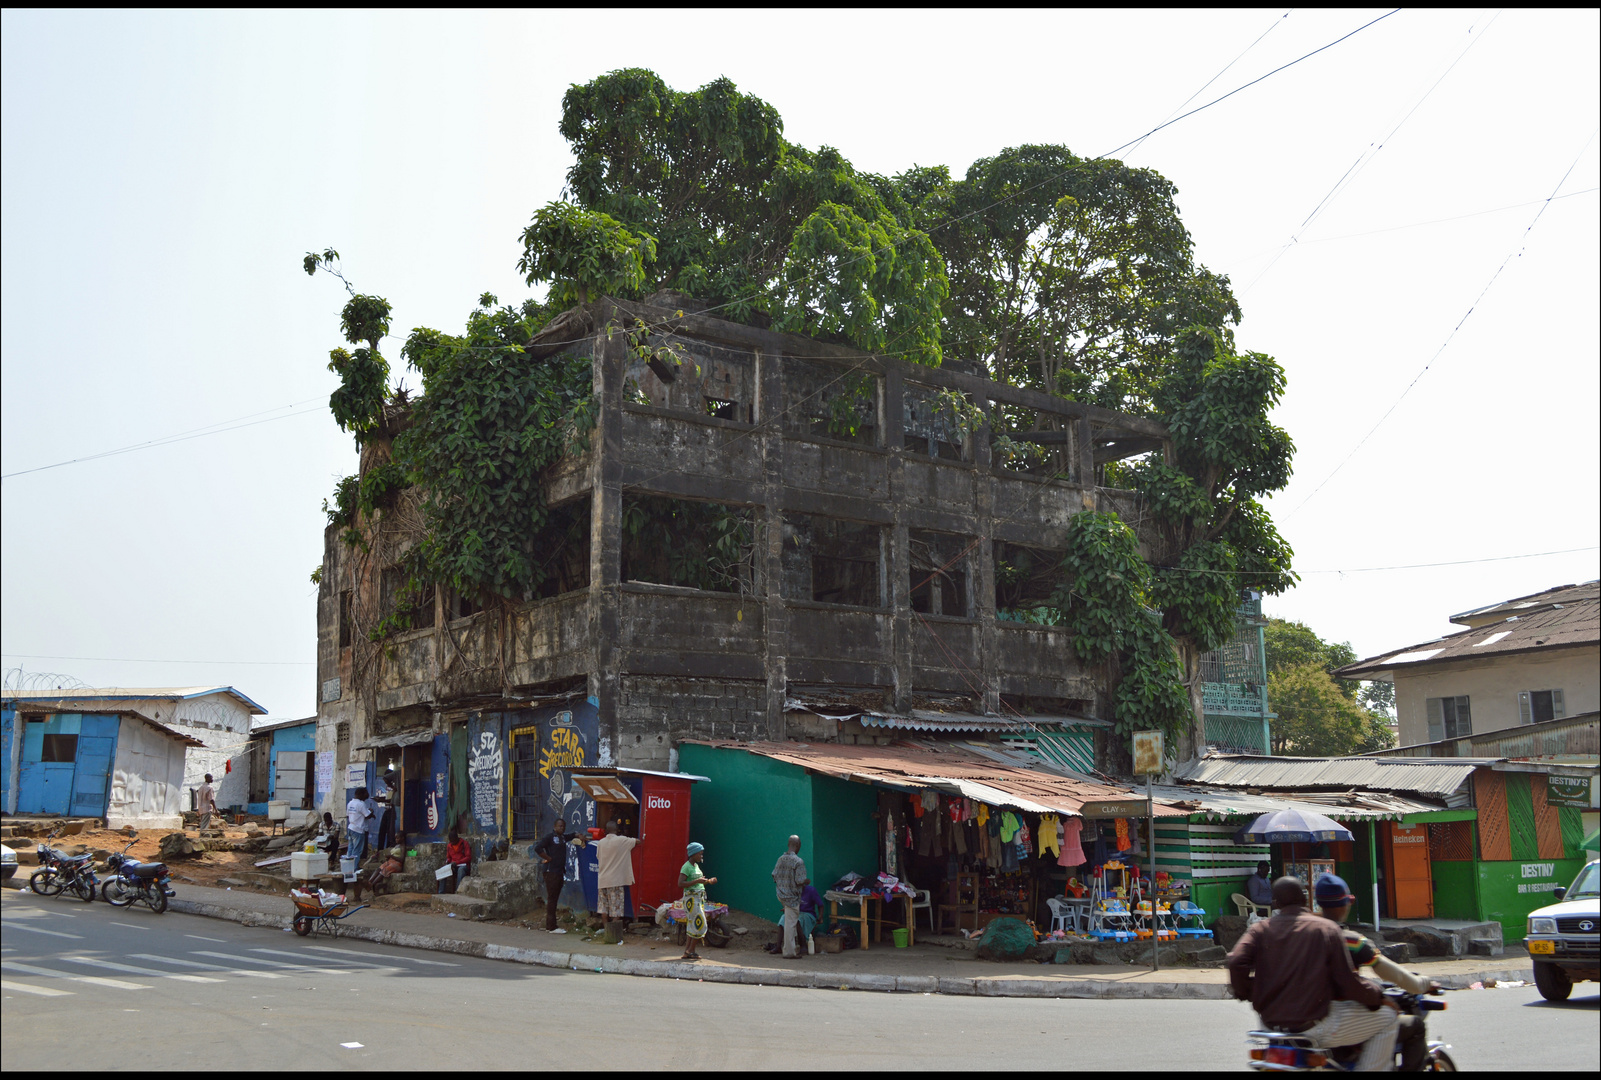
<box><xmin>1232</xmin><ymin>893</ymin><xmax>1271</xmax><ymax>919</ymax></box>
<box><xmin>910</xmin><ymin>889</ymin><xmax>934</xmax><ymax>931</ymax></box>
<box><xmin>1046</xmin><ymin>896</ymin><xmax>1080</xmax><ymax>934</ymax></box>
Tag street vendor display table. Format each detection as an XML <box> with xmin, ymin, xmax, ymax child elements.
<box><xmin>825</xmin><ymin>889</ymin><xmax>915</xmax><ymax>949</ymax></box>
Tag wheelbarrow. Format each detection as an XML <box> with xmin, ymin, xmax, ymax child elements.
<box><xmin>290</xmin><ymin>890</ymin><xmax>369</xmax><ymax>937</ymax></box>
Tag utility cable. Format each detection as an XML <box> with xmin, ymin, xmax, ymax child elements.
<box><xmin>1285</xmin><ymin>127</ymin><xmax>1600</xmax><ymax>518</ymax></box>
<box><xmin>2</xmin><ymin>652</ymin><xmax>314</xmax><ymax>666</ymax></box>
<box><xmin>2</xmin><ymin>397</ymin><xmax>328</xmax><ymax>480</ymax></box>
<box><xmin>1240</xmin><ymin>8</ymin><xmax>1501</xmax><ymax>297</ymax></box>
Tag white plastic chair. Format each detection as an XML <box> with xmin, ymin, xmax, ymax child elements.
<box><xmin>910</xmin><ymin>889</ymin><xmax>934</xmax><ymax>930</ymax></box>
<box><xmin>1046</xmin><ymin>896</ymin><xmax>1079</xmax><ymax>934</ymax></box>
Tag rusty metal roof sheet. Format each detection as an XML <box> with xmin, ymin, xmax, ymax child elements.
<box><xmin>681</xmin><ymin>739</ymin><xmax>1187</xmax><ymax>817</ymax></box>
<box><xmin>1175</xmin><ymin>754</ymin><xmax>1487</xmax><ymax>797</ymax></box>
<box><xmin>1450</xmin><ymin>580</ymin><xmax>1598</xmax><ymax>626</ymax></box>
<box><xmin>1152</xmin><ymin>784</ymin><xmax>1445</xmax><ymax>822</ymax></box>
<box><xmin>1336</xmin><ymin>593</ymin><xmax>1598</xmax><ymax>679</ymax></box>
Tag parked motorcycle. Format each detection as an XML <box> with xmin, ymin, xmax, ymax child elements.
<box><xmin>28</xmin><ymin>837</ymin><xmax>98</xmax><ymax>903</ymax></box>
<box><xmin>1246</xmin><ymin>985</ymin><xmax>1457</xmax><ymax>1071</ymax></box>
<box><xmin>100</xmin><ymin>837</ymin><xmax>174</xmax><ymax>914</ymax></box>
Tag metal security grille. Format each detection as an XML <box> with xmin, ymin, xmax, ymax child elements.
<box><xmin>1030</xmin><ymin>730</ymin><xmax>1096</xmax><ymax>773</ymax></box>
<box><xmin>510</xmin><ymin>728</ymin><xmax>542</xmax><ymax>840</ymax></box>
<box><xmin>1428</xmin><ymin>821</ymin><xmax>1474</xmax><ymax>862</ymax></box>
<box><xmin>1205</xmin><ymin>714</ymin><xmax>1268</xmax><ymax>754</ymax></box>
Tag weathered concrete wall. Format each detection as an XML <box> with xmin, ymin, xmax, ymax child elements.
<box><xmin>312</xmin><ymin>298</ymin><xmax>1171</xmax><ymax>788</ymax></box>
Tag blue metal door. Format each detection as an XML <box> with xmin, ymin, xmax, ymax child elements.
<box><xmin>70</xmin><ymin>715</ymin><xmax>119</xmax><ymax>817</ymax></box>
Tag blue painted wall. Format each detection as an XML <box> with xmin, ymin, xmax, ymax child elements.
<box><xmin>1</xmin><ymin>706</ymin><xmax>16</xmax><ymax>813</ymax></box>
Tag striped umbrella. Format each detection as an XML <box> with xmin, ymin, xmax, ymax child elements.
<box><xmin>1233</xmin><ymin>808</ymin><xmax>1354</xmax><ymax>845</ymax></box>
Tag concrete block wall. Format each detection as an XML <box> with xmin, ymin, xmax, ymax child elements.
<box><xmin>615</xmin><ymin>675</ymin><xmax>768</xmax><ymax>770</ymax></box>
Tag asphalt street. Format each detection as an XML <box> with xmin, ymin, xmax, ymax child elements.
<box><xmin>3</xmin><ymin>886</ymin><xmax>1596</xmax><ymax>1070</ymax></box>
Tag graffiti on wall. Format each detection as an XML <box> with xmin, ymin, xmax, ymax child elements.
<box><xmin>467</xmin><ymin>730</ymin><xmax>503</xmax><ymax>830</ymax></box>
<box><xmin>541</xmin><ymin>711</ymin><xmax>585</xmax><ymax>816</ymax></box>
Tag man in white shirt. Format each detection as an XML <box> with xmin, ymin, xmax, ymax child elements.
<box><xmin>590</xmin><ymin>820</ymin><xmax>640</xmax><ymax>930</ymax></box>
<box><xmin>344</xmin><ymin>786</ymin><xmax>372</xmax><ymax>901</ymax></box>
<box><xmin>196</xmin><ymin>774</ymin><xmax>217</xmax><ymax>830</ymax></box>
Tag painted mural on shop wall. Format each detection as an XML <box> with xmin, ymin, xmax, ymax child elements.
<box><xmin>467</xmin><ymin>729</ymin><xmax>504</xmax><ymax>831</ymax></box>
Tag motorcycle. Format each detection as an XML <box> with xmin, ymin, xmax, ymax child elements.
<box><xmin>100</xmin><ymin>837</ymin><xmax>175</xmax><ymax>914</ymax></box>
<box><xmin>1246</xmin><ymin>985</ymin><xmax>1457</xmax><ymax>1072</ymax></box>
<box><xmin>28</xmin><ymin>836</ymin><xmax>98</xmax><ymax>903</ymax></box>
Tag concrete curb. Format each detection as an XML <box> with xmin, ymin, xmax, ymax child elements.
<box><xmin>161</xmin><ymin>897</ymin><xmax>1529</xmax><ymax>1001</ymax></box>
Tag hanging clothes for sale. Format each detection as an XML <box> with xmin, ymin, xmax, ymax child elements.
<box><xmin>1000</xmin><ymin>811</ymin><xmax>1020</xmax><ymax>842</ymax></box>
<box><xmin>1057</xmin><ymin>816</ymin><xmax>1086</xmax><ymax>867</ymax></box>
<box><xmin>920</xmin><ymin>791</ymin><xmax>939</xmax><ymax>813</ymax></box>
<box><xmin>1038</xmin><ymin>814</ymin><xmax>1061</xmax><ymax>857</ymax></box>
<box><xmin>1115</xmin><ymin>816</ymin><xmax>1131</xmax><ymax>852</ymax></box>
<box><xmin>1016</xmin><ymin>819</ymin><xmax>1032</xmax><ymax>850</ymax></box>
<box><xmin>976</xmin><ymin>803</ymin><xmax>990</xmax><ymax>827</ymax></box>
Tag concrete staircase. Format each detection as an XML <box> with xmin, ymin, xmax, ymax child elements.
<box><xmin>429</xmin><ymin>857</ymin><xmax>545</xmax><ymax>921</ymax></box>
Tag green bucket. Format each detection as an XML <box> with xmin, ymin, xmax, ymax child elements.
<box><xmin>893</xmin><ymin>927</ymin><xmax>909</xmax><ymax>948</ymax></box>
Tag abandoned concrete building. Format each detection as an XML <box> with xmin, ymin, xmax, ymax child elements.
<box><xmin>311</xmin><ymin>295</ymin><xmax>1174</xmax><ymax>857</ymax></box>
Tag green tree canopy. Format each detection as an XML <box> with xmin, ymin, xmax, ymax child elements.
<box><xmin>530</xmin><ymin>68</ymin><xmax>948</xmax><ymax>363</ymax></box>
<box><xmin>1264</xmin><ymin>618</ymin><xmax>1394</xmax><ymax>754</ymax></box>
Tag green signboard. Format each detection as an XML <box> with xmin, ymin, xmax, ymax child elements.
<box><xmin>1546</xmin><ymin>774</ymin><xmax>1595</xmax><ymax>809</ymax></box>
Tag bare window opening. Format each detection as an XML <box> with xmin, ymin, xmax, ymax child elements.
<box><xmin>903</xmin><ymin>385</ymin><xmax>968</xmax><ymax>461</ymax></box>
<box><xmin>784</xmin><ymin>358</ymin><xmax>878</xmax><ymax>446</ymax></box>
<box><xmin>622</xmin><ymin>494</ymin><xmax>756</xmax><ymax>594</ymax></box>
<box><xmin>381</xmin><ymin>567</ymin><xmax>436</xmax><ymax>632</ymax></box>
<box><xmin>624</xmin><ymin>337</ymin><xmax>754</xmax><ymax>420</ymax></box>
<box><xmin>531</xmin><ymin>498</ymin><xmax>592</xmax><ymax>600</ymax></box>
<box><xmin>703</xmin><ymin>397</ymin><xmax>742</xmax><ymax>421</ymax></box>
<box><xmin>447</xmin><ymin>589</ymin><xmax>482</xmax><ymax>621</ymax></box>
<box><xmin>782</xmin><ymin>513</ymin><xmax>883</xmax><ymax>607</ymax></box>
<box><xmin>42</xmin><ymin>734</ymin><xmax>78</xmax><ymax>762</ymax></box>
<box><xmin>910</xmin><ymin>530</ymin><xmax>972</xmax><ymax>617</ymax></box>
<box><xmin>994</xmin><ymin>541</ymin><xmax>1064</xmax><ymax>624</ymax></box>
<box><xmin>338</xmin><ymin>590</ymin><xmax>353</xmax><ymax>648</ymax></box>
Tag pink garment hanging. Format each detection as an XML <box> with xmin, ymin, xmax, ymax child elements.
<box><xmin>1056</xmin><ymin>816</ymin><xmax>1087</xmax><ymax>867</ymax></box>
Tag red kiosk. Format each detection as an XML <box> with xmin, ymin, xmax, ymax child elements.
<box><xmin>571</xmin><ymin>767</ymin><xmax>707</xmax><ymax>915</ymax></box>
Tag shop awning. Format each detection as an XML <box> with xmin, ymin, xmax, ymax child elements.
<box><xmin>572</xmin><ymin>774</ymin><xmax>638</xmax><ymax>803</ymax></box>
<box><xmin>680</xmin><ymin>738</ymin><xmax>1191</xmax><ymax>818</ymax></box>
<box><xmin>355</xmin><ymin>729</ymin><xmax>437</xmax><ymax>751</ymax></box>
<box><xmin>1150</xmin><ymin>783</ymin><xmax>1449</xmax><ymax>823</ymax></box>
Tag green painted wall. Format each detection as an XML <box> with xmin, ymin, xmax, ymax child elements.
<box><xmin>808</xmin><ymin>773</ymin><xmax>879</xmax><ymax>904</ymax></box>
<box><xmin>1474</xmin><ymin>806</ymin><xmax>1590</xmax><ymax>939</ymax></box>
<box><xmin>677</xmin><ymin>745</ymin><xmax>877</xmax><ymax>923</ymax></box>
<box><xmin>1429</xmin><ymin>860</ymin><xmax>1477</xmax><ymax>920</ymax></box>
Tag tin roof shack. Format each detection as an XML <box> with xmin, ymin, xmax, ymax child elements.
<box><xmin>1</xmin><ymin>699</ymin><xmax>204</xmax><ymax>828</ymax></box>
<box><xmin>313</xmin><ymin>295</ymin><xmax>1171</xmax><ymax>846</ymax></box>
<box><xmin>3</xmin><ymin>686</ymin><xmax>266</xmax><ymax>814</ymax></box>
<box><xmin>1334</xmin><ymin>581</ymin><xmax>1598</xmax><ymax>750</ymax></box>
<box><xmin>677</xmin><ymin>739</ymin><xmax>1184</xmax><ymax>929</ymax></box>
<box><xmin>246</xmin><ymin>717</ymin><xmax>318</xmax><ymax>819</ymax></box>
<box><xmin>1178</xmin><ymin>752</ymin><xmax>1597</xmax><ymax>939</ymax></box>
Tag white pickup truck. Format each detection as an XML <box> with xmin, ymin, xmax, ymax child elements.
<box><xmin>1524</xmin><ymin>858</ymin><xmax>1600</xmax><ymax>1002</ymax></box>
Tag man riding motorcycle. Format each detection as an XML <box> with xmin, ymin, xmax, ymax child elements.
<box><xmin>1313</xmin><ymin>872</ymin><xmax>1440</xmax><ymax>1072</ymax></box>
<box><xmin>1227</xmin><ymin>876</ymin><xmax>1401</xmax><ymax>1071</ymax></box>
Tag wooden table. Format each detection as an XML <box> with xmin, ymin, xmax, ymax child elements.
<box><xmin>825</xmin><ymin>890</ymin><xmax>916</xmax><ymax>949</ymax></box>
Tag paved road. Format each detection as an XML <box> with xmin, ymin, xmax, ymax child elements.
<box><xmin>3</xmin><ymin>887</ymin><xmax>1596</xmax><ymax>1070</ymax></box>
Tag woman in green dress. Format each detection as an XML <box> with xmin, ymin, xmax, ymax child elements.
<box><xmin>677</xmin><ymin>842</ymin><xmax>717</xmax><ymax>961</ymax></box>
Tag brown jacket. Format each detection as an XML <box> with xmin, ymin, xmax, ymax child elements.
<box><xmin>1226</xmin><ymin>906</ymin><xmax>1385</xmax><ymax>1031</ymax></box>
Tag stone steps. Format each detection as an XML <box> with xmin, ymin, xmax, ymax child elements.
<box><xmin>430</xmin><ymin>892</ymin><xmax>492</xmax><ymax>920</ymax></box>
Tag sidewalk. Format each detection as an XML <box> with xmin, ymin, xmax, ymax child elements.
<box><xmin>161</xmin><ymin>884</ymin><xmax>1535</xmax><ymax>1000</ymax></box>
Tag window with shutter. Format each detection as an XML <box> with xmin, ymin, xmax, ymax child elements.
<box><xmin>1428</xmin><ymin>695</ymin><xmax>1471</xmax><ymax>739</ymax></box>
<box><xmin>1519</xmin><ymin>691</ymin><xmax>1533</xmax><ymax>725</ymax></box>
<box><xmin>1522</xmin><ymin>689</ymin><xmax>1566</xmax><ymax>724</ymax></box>
<box><xmin>1552</xmin><ymin>688</ymin><xmax>1565</xmax><ymax>717</ymax></box>
<box><xmin>1427</xmin><ymin>697</ymin><xmax>1444</xmax><ymax>742</ymax></box>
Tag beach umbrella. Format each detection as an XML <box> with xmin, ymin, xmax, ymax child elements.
<box><xmin>1233</xmin><ymin>808</ymin><xmax>1354</xmax><ymax>845</ymax></box>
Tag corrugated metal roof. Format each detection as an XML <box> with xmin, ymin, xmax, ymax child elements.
<box><xmin>1176</xmin><ymin>754</ymin><xmax>1487</xmax><ymax>797</ymax></box>
<box><xmin>7</xmin><ymin>699</ymin><xmax>208</xmax><ymax>748</ymax></box>
<box><xmin>7</xmin><ymin>685</ymin><xmax>269</xmax><ymax>714</ymax></box>
<box><xmin>860</xmin><ymin>711</ymin><xmax>1025</xmax><ymax>733</ymax></box>
<box><xmin>1152</xmin><ymin>784</ymin><xmax>1444</xmax><ymax>822</ymax></box>
<box><xmin>1336</xmin><ymin>594</ymin><xmax>1598</xmax><ymax>679</ymax></box>
<box><xmin>682</xmin><ymin>739</ymin><xmax>1188</xmax><ymax>817</ymax></box>
<box><xmin>250</xmin><ymin>716</ymin><xmax>317</xmax><ymax>736</ymax></box>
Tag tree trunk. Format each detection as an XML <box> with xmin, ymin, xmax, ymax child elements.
<box><xmin>1178</xmin><ymin>638</ymin><xmax>1205</xmax><ymax>766</ymax></box>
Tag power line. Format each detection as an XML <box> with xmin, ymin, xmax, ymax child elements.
<box><xmin>1</xmin><ymin>397</ymin><xmax>329</xmax><ymax>480</ymax></box>
<box><xmin>1285</xmin><ymin>126</ymin><xmax>1600</xmax><ymax>518</ymax></box>
<box><xmin>1148</xmin><ymin>545</ymin><xmax>1599</xmax><ymax>577</ymax></box>
<box><xmin>1240</xmin><ymin>8</ymin><xmax>1501</xmax><ymax>296</ymax></box>
<box><xmin>1120</xmin><ymin>10</ymin><xmax>1293</xmax><ymax>160</ymax></box>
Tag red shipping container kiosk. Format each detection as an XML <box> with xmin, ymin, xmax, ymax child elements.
<box><xmin>569</xmin><ymin>767</ymin><xmax>707</xmax><ymax>916</ymax></box>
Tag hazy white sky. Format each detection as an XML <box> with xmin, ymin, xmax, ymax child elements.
<box><xmin>3</xmin><ymin>9</ymin><xmax>1597</xmax><ymax>721</ymax></box>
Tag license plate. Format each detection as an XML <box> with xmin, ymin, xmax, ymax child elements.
<box><xmin>1527</xmin><ymin>939</ymin><xmax>1555</xmax><ymax>954</ymax></box>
